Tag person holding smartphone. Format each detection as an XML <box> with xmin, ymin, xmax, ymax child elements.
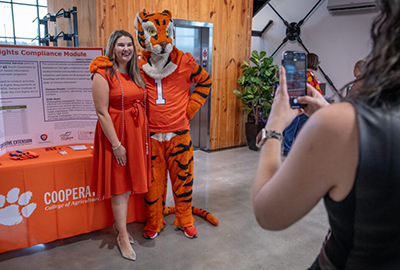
<box><xmin>252</xmin><ymin>0</ymin><xmax>400</xmax><ymax>267</ymax></box>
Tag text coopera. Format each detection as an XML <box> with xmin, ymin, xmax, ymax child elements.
<box><xmin>44</xmin><ymin>186</ymin><xmax>94</xmax><ymax>205</ymax></box>
<box><xmin>0</xmin><ymin>49</ymin><xmax>87</xmax><ymax>57</ymax></box>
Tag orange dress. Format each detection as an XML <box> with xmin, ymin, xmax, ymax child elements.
<box><xmin>91</xmin><ymin>68</ymin><xmax>151</xmax><ymax>199</ymax></box>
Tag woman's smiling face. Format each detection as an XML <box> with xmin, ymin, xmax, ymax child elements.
<box><xmin>114</xmin><ymin>36</ymin><xmax>134</xmax><ymax>65</ymax></box>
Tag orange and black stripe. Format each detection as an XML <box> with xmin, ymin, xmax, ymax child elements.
<box><xmin>190</xmin><ymin>65</ymin><xmax>212</xmax><ymax>106</ymax></box>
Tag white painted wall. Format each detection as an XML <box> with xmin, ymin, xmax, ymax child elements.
<box><xmin>251</xmin><ymin>0</ymin><xmax>378</xmax><ymax>100</ymax></box>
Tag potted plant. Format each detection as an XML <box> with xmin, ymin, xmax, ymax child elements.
<box><xmin>233</xmin><ymin>50</ymin><xmax>279</xmax><ymax>151</ymax></box>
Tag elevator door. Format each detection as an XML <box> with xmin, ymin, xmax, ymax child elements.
<box><xmin>174</xmin><ymin>20</ymin><xmax>213</xmax><ymax>151</ymax></box>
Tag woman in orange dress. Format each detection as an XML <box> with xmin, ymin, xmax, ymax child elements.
<box><xmin>90</xmin><ymin>30</ymin><xmax>150</xmax><ymax>261</ymax></box>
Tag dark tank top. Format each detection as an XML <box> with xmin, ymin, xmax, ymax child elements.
<box><xmin>310</xmin><ymin>100</ymin><xmax>400</xmax><ymax>269</ymax></box>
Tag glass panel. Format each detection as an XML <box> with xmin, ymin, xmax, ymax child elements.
<box><xmin>13</xmin><ymin>0</ymin><xmax>37</xmax><ymax>5</ymax></box>
<box><xmin>175</xmin><ymin>27</ymin><xmax>199</xmax><ymax>55</ymax></box>
<box><xmin>0</xmin><ymin>3</ymin><xmax>13</xmax><ymax>37</ymax></box>
<box><xmin>38</xmin><ymin>0</ymin><xmax>47</xmax><ymax>6</ymax></box>
<box><xmin>15</xmin><ymin>38</ymin><xmax>37</xmax><ymax>46</ymax></box>
<box><xmin>39</xmin><ymin>6</ymin><xmax>48</xmax><ymax>19</ymax></box>
<box><xmin>0</xmin><ymin>38</ymin><xmax>14</xmax><ymax>45</ymax></box>
<box><xmin>39</xmin><ymin>24</ymin><xmax>44</xmax><ymax>38</ymax></box>
<box><xmin>13</xmin><ymin>4</ymin><xmax>38</xmax><ymax>39</ymax></box>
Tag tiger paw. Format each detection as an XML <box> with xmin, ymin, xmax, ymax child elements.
<box><xmin>89</xmin><ymin>56</ymin><xmax>113</xmax><ymax>73</ymax></box>
<box><xmin>0</xmin><ymin>188</ymin><xmax>37</xmax><ymax>226</ymax></box>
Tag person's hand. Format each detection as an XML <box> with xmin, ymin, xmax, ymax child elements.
<box><xmin>265</xmin><ymin>66</ymin><xmax>301</xmax><ymax>133</ymax></box>
<box><xmin>297</xmin><ymin>84</ymin><xmax>330</xmax><ymax>116</ymax></box>
<box><xmin>113</xmin><ymin>145</ymin><xmax>127</xmax><ymax>166</ymax></box>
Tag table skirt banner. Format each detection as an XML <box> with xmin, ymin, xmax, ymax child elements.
<box><xmin>0</xmin><ymin>145</ymin><xmax>147</xmax><ymax>253</ymax></box>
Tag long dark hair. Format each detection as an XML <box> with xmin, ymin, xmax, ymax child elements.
<box><xmin>347</xmin><ymin>0</ymin><xmax>400</xmax><ymax>104</ymax></box>
<box><xmin>105</xmin><ymin>30</ymin><xmax>146</xmax><ymax>89</ymax></box>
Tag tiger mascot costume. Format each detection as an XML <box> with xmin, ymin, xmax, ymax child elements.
<box><xmin>134</xmin><ymin>10</ymin><xmax>217</xmax><ymax>239</ymax></box>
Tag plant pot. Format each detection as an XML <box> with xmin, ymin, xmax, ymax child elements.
<box><xmin>245</xmin><ymin>122</ymin><xmax>265</xmax><ymax>151</ymax></box>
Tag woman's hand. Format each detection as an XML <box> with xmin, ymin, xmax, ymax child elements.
<box><xmin>297</xmin><ymin>84</ymin><xmax>330</xmax><ymax>116</ymax></box>
<box><xmin>113</xmin><ymin>144</ymin><xmax>127</xmax><ymax>166</ymax></box>
<box><xmin>265</xmin><ymin>66</ymin><xmax>301</xmax><ymax>132</ymax></box>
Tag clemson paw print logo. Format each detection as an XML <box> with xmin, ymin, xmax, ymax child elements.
<box><xmin>0</xmin><ymin>188</ymin><xmax>37</xmax><ymax>226</ymax></box>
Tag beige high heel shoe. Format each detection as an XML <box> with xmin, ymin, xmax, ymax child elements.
<box><xmin>116</xmin><ymin>236</ymin><xmax>136</xmax><ymax>261</ymax></box>
<box><xmin>113</xmin><ymin>222</ymin><xmax>134</xmax><ymax>244</ymax></box>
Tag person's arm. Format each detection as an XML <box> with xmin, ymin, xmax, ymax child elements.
<box><xmin>186</xmin><ymin>63</ymin><xmax>212</xmax><ymax>120</ymax></box>
<box><xmin>92</xmin><ymin>73</ymin><xmax>127</xmax><ymax>166</ymax></box>
<box><xmin>252</xmin><ymin>67</ymin><xmax>358</xmax><ymax>231</ymax></box>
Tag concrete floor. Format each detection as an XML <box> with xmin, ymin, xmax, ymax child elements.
<box><xmin>0</xmin><ymin>147</ymin><xmax>329</xmax><ymax>270</ymax></box>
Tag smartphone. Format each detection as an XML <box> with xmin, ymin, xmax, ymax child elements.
<box><xmin>281</xmin><ymin>51</ymin><xmax>307</xmax><ymax>108</ymax></box>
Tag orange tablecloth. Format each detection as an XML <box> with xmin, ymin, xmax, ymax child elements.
<box><xmin>0</xmin><ymin>144</ymin><xmax>146</xmax><ymax>253</ymax></box>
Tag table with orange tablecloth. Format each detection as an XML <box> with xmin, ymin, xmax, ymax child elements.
<box><xmin>0</xmin><ymin>144</ymin><xmax>147</xmax><ymax>253</ymax></box>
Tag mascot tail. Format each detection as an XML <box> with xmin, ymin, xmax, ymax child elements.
<box><xmin>163</xmin><ymin>206</ymin><xmax>219</xmax><ymax>226</ymax></box>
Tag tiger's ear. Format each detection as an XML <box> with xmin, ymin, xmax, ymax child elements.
<box><xmin>161</xmin><ymin>10</ymin><xmax>172</xmax><ymax>19</ymax></box>
<box><xmin>134</xmin><ymin>12</ymin><xmax>146</xmax><ymax>30</ymax></box>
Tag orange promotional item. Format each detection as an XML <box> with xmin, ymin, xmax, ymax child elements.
<box><xmin>0</xmin><ymin>144</ymin><xmax>146</xmax><ymax>253</ymax></box>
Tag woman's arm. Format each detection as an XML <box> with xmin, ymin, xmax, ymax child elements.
<box><xmin>252</xmin><ymin>67</ymin><xmax>359</xmax><ymax>231</ymax></box>
<box><xmin>92</xmin><ymin>73</ymin><xmax>127</xmax><ymax>166</ymax></box>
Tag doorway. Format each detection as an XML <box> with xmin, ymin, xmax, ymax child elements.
<box><xmin>174</xmin><ymin>19</ymin><xmax>213</xmax><ymax>151</ymax></box>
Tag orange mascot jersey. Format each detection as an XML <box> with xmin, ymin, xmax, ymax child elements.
<box><xmin>143</xmin><ymin>53</ymin><xmax>197</xmax><ymax>133</ymax></box>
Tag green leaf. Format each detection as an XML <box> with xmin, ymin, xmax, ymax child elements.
<box><xmin>262</xmin><ymin>101</ymin><xmax>271</xmax><ymax>107</ymax></box>
<box><xmin>259</xmin><ymin>51</ymin><xmax>267</xmax><ymax>59</ymax></box>
<box><xmin>241</xmin><ymin>61</ymin><xmax>250</xmax><ymax>69</ymax></box>
<box><xmin>262</xmin><ymin>85</ymin><xmax>271</xmax><ymax>91</ymax></box>
<box><xmin>263</xmin><ymin>57</ymin><xmax>273</xmax><ymax>67</ymax></box>
<box><xmin>250</xmin><ymin>57</ymin><xmax>259</xmax><ymax>65</ymax></box>
<box><xmin>247</xmin><ymin>67</ymin><xmax>257</xmax><ymax>76</ymax></box>
<box><xmin>237</xmin><ymin>76</ymin><xmax>245</xmax><ymax>84</ymax></box>
<box><xmin>251</xmin><ymin>50</ymin><xmax>259</xmax><ymax>59</ymax></box>
<box><xmin>233</xmin><ymin>89</ymin><xmax>241</xmax><ymax>95</ymax></box>
<box><xmin>247</xmin><ymin>85</ymin><xmax>254</xmax><ymax>95</ymax></box>
<box><xmin>244</xmin><ymin>107</ymin><xmax>252</xmax><ymax>114</ymax></box>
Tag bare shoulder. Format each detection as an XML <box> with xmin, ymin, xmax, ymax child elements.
<box><xmin>93</xmin><ymin>72</ymin><xmax>108</xmax><ymax>84</ymax></box>
<box><xmin>305</xmin><ymin>102</ymin><xmax>357</xmax><ymax>141</ymax></box>
<box><xmin>294</xmin><ymin>102</ymin><xmax>358</xmax><ymax>201</ymax></box>
<box><xmin>92</xmin><ymin>73</ymin><xmax>109</xmax><ymax>91</ymax></box>
<box><xmin>312</xmin><ymin>102</ymin><xmax>356</xmax><ymax>125</ymax></box>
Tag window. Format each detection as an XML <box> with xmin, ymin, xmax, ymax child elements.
<box><xmin>0</xmin><ymin>0</ymin><xmax>47</xmax><ymax>46</ymax></box>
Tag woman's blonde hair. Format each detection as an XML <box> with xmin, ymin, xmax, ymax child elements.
<box><xmin>105</xmin><ymin>30</ymin><xmax>146</xmax><ymax>89</ymax></box>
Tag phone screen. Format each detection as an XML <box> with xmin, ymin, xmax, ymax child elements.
<box><xmin>282</xmin><ymin>51</ymin><xmax>307</xmax><ymax>108</ymax></box>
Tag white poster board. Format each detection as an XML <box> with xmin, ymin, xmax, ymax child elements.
<box><xmin>0</xmin><ymin>45</ymin><xmax>102</xmax><ymax>156</ymax></box>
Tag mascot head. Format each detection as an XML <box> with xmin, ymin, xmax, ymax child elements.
<box><xmin>134</xmin><ymin>10</ymin><xmax>175</xmax><ymax>56</ymax></box>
